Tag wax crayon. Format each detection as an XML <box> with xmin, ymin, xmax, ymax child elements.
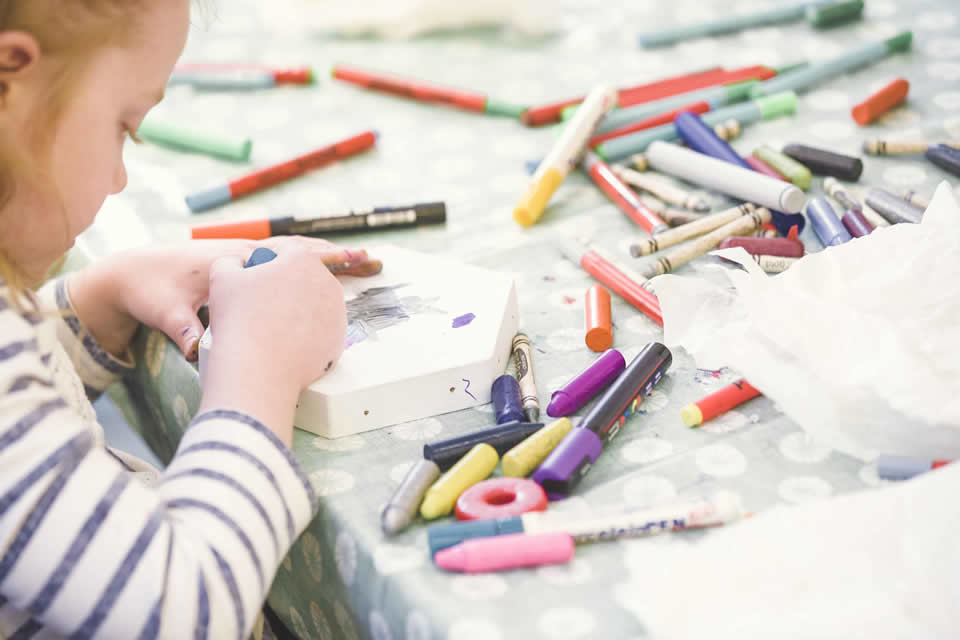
<box><xmin>533</xmin><ymin>343</ymin><xmax>672</xmax><ymax>498</ymax></box>
<box><xmin>806</xmin><ymin>0</ymin><xmax>865</xmax><ymax>27</ymax></box>
<box><xmin>718</xmin><ymin>235</ymin><xmax>805</xmax><ymax>258</ymax></box>
<box><xmin>420</xmin><ymin>444</ymin><xmax>499</xmax><ymax>520</ymax></box>
<box><xmin>637</xmin><ymin>3</ymin><xmax>811</xmax><ymax>48</ymax></box>
<box><xmin>807</xmin><ymin>197</ymin><xmax>852</xmax><ymax>247</ymax></box>
<box><xmin>822</xmin><ymin>177</ymin><xmax>866</xmax><ymax>214</ymax></box>
<box><xmin>424</xmin><ymin>421</ymin><xmax>544</xmax><ymax>472</ymax></box>
<box><xmin>502</xmin><ymin>419</ymin><xmax>575</xmax><ymax>478</ymax></box>
<box><xmin>610</xmin><ymin>166</ymin><xmax>710</xmax><ymax>212</ymax></box>
<box><xmin>585</xmin><ymin>285</ymin><xmax>613</xmax><ymax>352</ymax></box>
<box><xmin>381</xmin><ymin>459</ymin><xmax>440</xmax><ymax>535</ymax></box>
<box><xmin>851</xmin><ymin>78</ymin><xmax>909</xmax><ymax>125</ymax></box>
<box><xmin>750</xmin><ymin>32</ymin><xmax>912</xmax><ymax>98</ymax></box>
<box><xmin>455</xmin><ymin>478</ymin><xmax>548</xmax><ymax>521</ymax></box>
<box><xmin>841</xmin><ymin>208</ymin><xmax>874</xmax><ymax>238</ymax></box>
<box><xmin>136</xmin><ymin>119</ymin><xmax>252</xmax><ymax>162</ymax></box>
<box><xmin>782</xmin><ymin>143</ymin><xmax>863</xmax><ymax>181</ymax></box>
<box><xmin>630</xmin><ymin>203</ymin><xmax>758</xmax><ymax>257</ymax></box>
<box><xmin>860</xmin><ymin>203</ymin><xmax>891</xmax><ymax>229</ymax></box>
<box><xmin>862</xmin><ymin>140</ymin><xmax>960</xmax><ymax>155</ymax></box>
<box><xmin>512</xmin><ymin>334</ymin><xmax>540</xmax><ymax>422</ymax></box>
<box><xmin>753</xmin><ymin>145</ymin><xmax>812</xmax><ymax>190</ymax></box>
<box><xmin>191</xmin><ymin>202</ymin><xmax>446</xmax><ymax>240</ymax></box>
<box><xmin>900</xmin><ymin>189</ymin><xmax>930</xmax><ymax>210</ymax></box>
<box><xmin>635</xmin><ymin>207</ymin><xmax>773</xmax><ymax>279</ymax></box>
<box><xmin>582</xmin><ymin>152</ymin><xmax>668</xmax><ymax>233</ymax></box>
<box><xmin>546</xmin><ymin>349</ymin><xmax>627</xmax><ymax>418</ymax></box>
<box><xmin>674</xmin><ymin>110</ymin><xmax>753</xmax><ymax>171</ymax></box>
<box><xmin>428</xmin><ymin>492</ymin><xmax>744</xmax><ymax>554</ymax></box>
<box><xmin>435</xmin><ymin>533</ymin><xmax>575</xmax><ymax>573</ymax></box>
<box><xmin>865</xmin><ymin>188</ymin><xmax>924</xmax><ymax>224</ymax></box>
<box><xmin>491</xmin><ymin>375</ymin><xmax>526</xmax><ymax>425</ymax></box>
<box><xmin>756</xmin><ymin>223</ymin><xmax>780</xmax><ymax>238</ymax></box>
<box><xmin>638</xmin><ymin>195</ymin><xmax>705</xmax><ymax>226</ymax></box>
<box><xmin>682</xmin><ymin>379</ymin><xmax>761</xmax><ymax>427</ymax></box>
<box><xmin>514</xmin><ymin>85</ymin><xmax>617</xmax><ymax>227</ymax></box>
<box><xmin>744</xmin><ymin>155</ymin><xmax>789</xmax><ymax>181</ymax></box>
<box><xmin>589</xmin><ymin>101</ymin><xmax>711</xmax><ymax>148</ymax></box>
<box><xmin>926</xmin><ymin>144</ymin><xmax>960</xmax><ymax>178</ymax></box>
<box><xmin>876</xmin><ymin>455</ymin><xmax>952</xmax><ymax>481</ymax></box>
<box><xmin>753</xmin><ymin>254</ymin><xmax>798</xmax><ymax>272</ymax></box>
<box><xmin>559</xmin><ymin>241</ymin><xmax>663</xmax><ymax>325</ymax></box>
<box><xmin>186</xmin><ymin>131</ymin><xmax>377</xmax><ymax>212</ymax></box>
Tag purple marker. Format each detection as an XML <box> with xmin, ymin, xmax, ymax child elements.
<box><xmin>841</xmin><ymin>207</ymin><xmax>873</xmax><ymax>238</ymax></box>
<box><xmin>547</xmin><ymin>349</ymin><xmax>626</xmax><ymax>417</ymax></box>
<box><xmin>533</xmin><ymin>343</ymin><xmax>672</xmax><ymax>499</ymax></box>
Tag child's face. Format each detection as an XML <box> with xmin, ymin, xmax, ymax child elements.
<box><xmin>19</xmin><ymin>1</ymin><xmax>190</xmax><ymax>279</ymax></box>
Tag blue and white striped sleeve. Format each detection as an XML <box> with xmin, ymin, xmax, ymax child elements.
<box><xmin>0</xmin><ymin>303</ymin><xmax>317</xmax><ymax>640</ymax></box>
<box><xmin>35</xmin><ymin>277</ymin><xmax>135</xmax><ymax>399</ymax></box>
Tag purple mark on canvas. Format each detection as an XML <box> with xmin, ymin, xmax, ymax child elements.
<box><xmin>462</xmin><ymin>378</ymin><xmax>477</xmax><ymax>401</ymax></box>
<box><xmin>695</xmin><ymin>367</ymin><xmax>730</xmax><ymax>384</ymax></box>
<box><xmin>345</xmin><ymin>284</ymin><xmax>444</xmax><ymax>348</ymax></box>
<box><xmin>452</xmin><ymin>313</ymin><xmax>476</xmax><ymax>328</ymax></box>
<box><xmin>543</xmin><ymin>275</ymin><xmax>556</xmax><ymax>282</ymax></box>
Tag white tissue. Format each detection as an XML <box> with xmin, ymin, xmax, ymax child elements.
<box><xmin>651</xmin><ymin>181</ymin><xmax>960</xmax><ymax>461</ymax></box>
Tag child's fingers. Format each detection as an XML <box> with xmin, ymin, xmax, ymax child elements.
<box><xmin>161</xmin><ymin>306</ymin><xmax>207</xmax><ymax>362</ymax></box>
<box><xmin>327</xmin><ymin>257</ymin><xmax>383</xmax><ymax>277</ymax></box>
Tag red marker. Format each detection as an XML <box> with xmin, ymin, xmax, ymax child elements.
<box><xmin>186</xmin><ymin>131</ymin><xmax>376</xmax><ymax>212</ymax></box>
<box><xmin>681</xmin><ymin>379</ymin><xmax>761</xmax><ymax>427</ymax></box>
<box><xmin>582</xmin><ymin>152</ymin><xmax>668</xmax><ymax>234</ymax></box>
<box><xmin>560</xmin><ymin>241</ymin><xmax>663</xmax><ymax>326</ymax></box>
<box><xmin>333</xmin><ymin>64</ymin><xmax>486</xmax><ymax>113</ymax></box>
<box><xmin>589</xmin><ymin>101</ymin><xmax>711</xmax><ymax>147</ymax></box>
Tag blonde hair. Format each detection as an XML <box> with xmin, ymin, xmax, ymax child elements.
<box><xmin>0</xmin><ymin>1</ymin><xmax>148</xmax><ymax>304</ymax></box>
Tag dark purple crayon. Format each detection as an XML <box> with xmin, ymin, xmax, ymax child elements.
<box><xmin>841</xmin><ymin>208</ymin><xmax>874</xmax><ymax>238</ymax></box>
<box><xmin>925</xmin><ymin>144</ymin><xmax>960</xmax><ymax>178</ymax></box>
<box><xmin>492</xmin><ymin>374</ymin><xmax>526</xmax><ymax>425</ymax></box>
<box><xmin>546</xmin><ymin>349</ymin><xmax>626</xmax><ymax>418</ymax></box>
<box><xmin>718</xmin><ymin>235</ymin><xmax>805</xmax><ymax>258</ymax></box>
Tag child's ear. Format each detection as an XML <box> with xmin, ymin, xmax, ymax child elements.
<box><xmin>0</xmin><ymin>31</ymin><xmax>40</xmax><ymax>107</ymax></box>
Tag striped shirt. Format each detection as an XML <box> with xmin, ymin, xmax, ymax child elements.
<box><xmin>0</xmin><ymin>278</ymin><xmax>317</xmax><ymax>639</ymax></box>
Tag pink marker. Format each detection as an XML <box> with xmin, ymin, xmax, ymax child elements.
<box><xmin>434</xmin><ymin>533</ymin><xmax>574</xmax><ymax>573</ymax></box>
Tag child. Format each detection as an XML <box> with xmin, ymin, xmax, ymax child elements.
<box><xmin>0</xmin><ymin>1</ymin><xmax>368</xmax><ymax>637</ymax></box>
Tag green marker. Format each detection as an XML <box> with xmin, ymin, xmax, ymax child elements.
<box><xmin>484</xmin><ymin>99</ymin><xmax>528</xmax><ymax>119</ymax></box>
<box><xmin>136</xmin><ymin>120</ymin><xmax>252</xmax><ymax>162</ymax></box>
<box><xmin>596</xmin><ymin>91</ymin><xmax>797</xmax><ymax>161</ymax></box>
<box><xmin>637</xmin><ymin>2</ymin><xmax>819</xmax><ymax>48</ymax></box>
<box><xmin>750</xmin><ymin>32</ymin><xmax>912</xmax><ymax>98</ymax></box>
<box><xmin>806</xmin><ymin>0</ymin><xmax>864</xmax><ymax>28</ymax></box>
<box><xmin>753</xmin><ymin>145</ymin><xmax>812</xmax><ymax>190</ymax></box>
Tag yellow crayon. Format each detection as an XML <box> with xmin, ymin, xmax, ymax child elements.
<box><xmin>420</xmin><ymin>444</ymin><xmax>498</xmax><ymax>520</ymax></box>
<box><xmin>502</xmin><ymin>418</ymin><xmax>574</xmax><ymax>478</ymax></box>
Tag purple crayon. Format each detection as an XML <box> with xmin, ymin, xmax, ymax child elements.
<box><xmin>533</xmin><ymin>343</ymin><xmax>672</xmax><ymax>499</ymax></box>
<box><xmin>841</xmin><ymin>207</ymin><xmax>874</xmax><ymax>238</ymax></box>
<box><xmin>547</xmin><ymin>349</ymin><xmax>627</xmax><ymax>418</ymax></box>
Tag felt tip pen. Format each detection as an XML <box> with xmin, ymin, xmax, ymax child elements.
<box><xmin>168</xmin><ymin>69</ymin><xmax>278</xmax><ymax>90</ymax></box>
<box><xmin>186</xmin><ymin>131</ymin><xmax>377</xmax><ymax>213</ymax></box>
<box><xmin>190</xmin><ymin>202</ymin><xmax>446</xmax><ymax>240</ymax></box>
<box><xmin>532</xmin><ymin>342</ymin><xmax>672</xmax><ymax>498</ymax></box>
<box><xmin>174</xmin><ymin>63</ymin><xmax>315</xmax><ymax>85</ymax></box>
<box><xmin>428</xmin><ymin>491</ymin><xmax>743</xmax><ymax>555</ymax></box>
<box><xmin>582</xmin><ymin>151</ymin><xmax>668</xmax><ymax>234</ymax></box>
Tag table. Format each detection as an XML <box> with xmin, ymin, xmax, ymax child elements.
<box><xmin>90</xmin><ymin>1</ymin><xmax>960</xmax><ymax>637</ymax></box>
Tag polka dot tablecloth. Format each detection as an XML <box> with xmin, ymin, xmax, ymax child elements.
<box><xmin>91</xmin><ymin>1</ymin><xmax>959</xmax><ymax>638</ymax></box>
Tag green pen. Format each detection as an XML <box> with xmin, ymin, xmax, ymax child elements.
<box><xmin>753</xmin><ymin>145</ymin><xmax>812</xmax><ymax>190</ymax></box>
<box><xmin>806</xmin><ymin>0</ymin><xmax>864</xmax><ymax>28</ymax></box>
<box><xmin>136</xmin><ymin>119</ymin><xmax>253</xmax><ymax>162</ymax></box>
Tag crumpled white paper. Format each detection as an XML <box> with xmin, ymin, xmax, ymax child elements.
<box><xmin>613</xmin><ymin>462</ymin><xmax>960</xmax><ymax>640</ymax></box>
<box><xmin>650</xmin><ymin>181</ymin><xmax>960</xmax><ymax>461</ymax></box>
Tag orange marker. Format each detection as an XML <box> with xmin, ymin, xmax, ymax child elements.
<box><xmin>585</xmin><ymin>285</ymin><xmax>613</xmax><ymax>352</ymax></box>
<box><xmin>681</xmin><ymin>379</ymin><xmax>761</xmax><ymax>427</ymax></box>
<box><xmin>851</xmin><ymin>78</ymin><xmax>909</xmax><ymax>125</ymax></box>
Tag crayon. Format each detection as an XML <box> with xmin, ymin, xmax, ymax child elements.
<box><xmin>191</xmin><ymin>202</ymin><xmax>446</xmax><ymax>240</ymax></box>
<box><xmin>682</xmin><ymin>379</ymin><xmax>761</xmax><ymax>427</ymax></box>
<box><xmin>186</xmin><ymin>131</ymin><xmax>377</xmax><ymax>212</ymax></box>
<box><xmin>807</xmin><ymin>197</ymin><xmax>852</xmax><ymax>247</ymax></box>
<box><xmin>744</xmin><ymin>155</ymin><xmax>789</xmax><ymax>181</ymax></box>
<box><xmin>635</xmin><ymin>207</ymin><xmax>773</xmax><ymax>279</ymax></box>
<box><xmin>925</xmin><ymin>144</ymin><xmax>960</xmax><ymax>178</ymax></box>
<box><xmin>533</xmin><ymin>343</ymin><xmax>673</xmax><ymax>498</ymax></box>
<box><xmin>750</xmin><ymin>32</ymin><xmax>913</xmax><ymax>98</ymax></box>
<box><xmin>492</xmin><ymin>374</ymin><xmax>526</xmax><ymax>425</ymax></box>
<box><xmin>630</xmin><ymin>203</ymin><xmax>758</xmax><ymax>257</ymax></box>
<box><xmin>559</xmin><ymin>240</ymin><xmax>663</xmax><ymax>325</ymax></box>
<box><xmin>136</xmin><ymin>120</ymin><xmax>252</xmax><ymax>162</ymax></box>
<box><xmin>717</xmin><ymin>235</ymin><xmax>805</xmax><ymax>258</ymax></box>
<box><xmin>822</xmin><ymin>177</ymin><xmax>869</xmax><ymax>216</ymax></box>
<box><xmin>514</xmin><ymin>85</ymin><xmax>618</xmax><ymax>227</ymax></box>
<box><xmin>900</xmin><ymin>189</ymin><xmax>929</xmax><ymax>210</ymax></box>
<box><xmin>637</xmin><ymin>195</ymin><xmax>706</xmax><ymax>227</ymax></box>
<box><xmin>876</xmin><ymin>455</ymin><xmax>952</xmax><ymax>481</ymax></box>
<box><xmin>434</xmin><ymin>533</ymin><xmax>575</xmax><ymax>573</ymax></box>
<box><xmin>584</xmin><ymin>284</ymin><xmax>613</xmax><ymax>352</ymax></box>
<box><xmin>583</xmin><ymin>153</ymin><xmax>669</xmax><ymax>233</ymax></box>
<box><xmin>841</xmin><ymin>208</ymin><xmax>874</xmax><ymax>238</ymax></box>
<box><xmin>424</xmin><ymin>420</ymin><xmax>544</xmax><ymax>471</ymax></box>
<box><xmin>381</xmin><ymin>459</ymin><xmax>440</xmax><ymax>535</ymax></box>
<box><xmin>512</xmin><ymin>334</ymin><xmax>540</xmax><ymax>422</ymax></box>
<box><xmin>610</xmin><ymin>166</ymin><xmax>711</xmax><ymax>212</ymax></box>
<box><xmin>752</xmin><ymin>254</ymin><xmax>799</xmax><ymax>273</ymax></box>
<box><xmin>420</xmin><ymin>444</ymin><xmax>499</xmax><ymax>520</ymax></box>
<box><xmin>502</xmin><ymin>418</ymin><xmax>575</xmax><ymax>478</ymax></box>
<box><xmin>782</xmin><ymin>143</ymin><xmax>863</xmax><ymax>181</ymax></box>
<box><xmin>862</xmin><ymin>140</ymin><xmax>960</xmax><ymax>155</ymax></box>
<box><xmin>860</xmin><ymin>203</ymin><xmax>892</xmax><ymax>229</ymax></box>
<box><xmin>753</xmin><ymin>145</ymin><xmax>812</xmax><ymax>190</ymax></box>
<box><xmin>865</xmin><ymin>188</ymin><xmax>924</xmax><ymax>225</ymax></box>
<box><xmin>546</xmin><ymin>349</ymin><xmax>627</xmax><ymax>418</ymax></box>
<box><xmin>589</xmin><ymin>101</ymin><xmax>711</xmax><ymax>148</ymax></box>
<box><xmin>851</xmin><ymin>78</ymin><xmax>909</xmax><ymax>125</ymax></box>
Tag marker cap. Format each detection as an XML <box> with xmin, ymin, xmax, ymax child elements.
<box><xmin>885</xmin><ymin>31</ymin><xmax>913</xmax><ymax>53</ymax></box>
<box><xmin>531</xmin><ymin>427</ymin><xmax>604</xmax><ymax>500</ymax></box>
<box><xmin>186</xmin><ymin>184</ymin><xmax>232</xmax><ymax>213</ymax></box>
<box><xmin>192</xmin><ymin>218</ymin><xmax>272</xmax><ymax>240</ymax></box>
<box><xmin>756</xmin><ymin>91</ymin><xmax>798</xmax><ymax>120</ymax></box>
<box><xmin>427</xmin><ymin>517</ymin><xmax>524</xmax><ymax>556</ymax></box>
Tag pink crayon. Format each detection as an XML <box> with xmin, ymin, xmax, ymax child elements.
<box><xmin>434</xmin><ymin>532</ymin><xmax>574</xmax><ymax>573</ymax></box>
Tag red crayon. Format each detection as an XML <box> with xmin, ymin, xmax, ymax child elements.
<box><xmin>582</xmin><ymin>152</ymin><xmax>668</xmax><ymax>234</ymax></box>
<box><xmin>589</xmin><ymin>101</ymin><xmax>711</xmax><ymax>147</ymax></box>
<box><xmin>681</xmin><ymin>379</ymin><xmax>761</xmax><ymax>427</ymax></box>
<box><xmin>744</xmin><ymin>156</ymin><xmax>789</xmax><ymax>182</ymax></box>
<box><xmin>718</xmin><ymin>235</ymin><xmax>805</xmax><ymax>257</ymax></box>
<box><xmin>561</xmin><ymin>241</ymin><xmax>663</xmax><ymax>326</ymax></box>
<box><xmin>185</xmin><ymin>131</ymin><xmax>376</xmax><ymax>212</ymax></box>
<box><xmin>332</xmin><ymin>64</ymin><xmax>486</xmax><ymax>112</ymax></box>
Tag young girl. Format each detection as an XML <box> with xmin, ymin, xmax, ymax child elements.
<box><xmin>0</xmin><ymin>1</ymin><xmax>368</xmax><ymax>638</ymax></box>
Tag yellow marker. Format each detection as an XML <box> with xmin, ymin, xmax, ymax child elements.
<box><xmin>502</xmin><ymin>418</ymin><xmax>573</xmax><ymax>478</ymax></box>
<box><xmin>420</xmin><ymin>443</ymin><xmax>498</xmax><ymax>520</ymax></box>
<box><xmin>513</xmin><ymin>84</ymin><xmax>618</xmax><ymax>227</ymax></box>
